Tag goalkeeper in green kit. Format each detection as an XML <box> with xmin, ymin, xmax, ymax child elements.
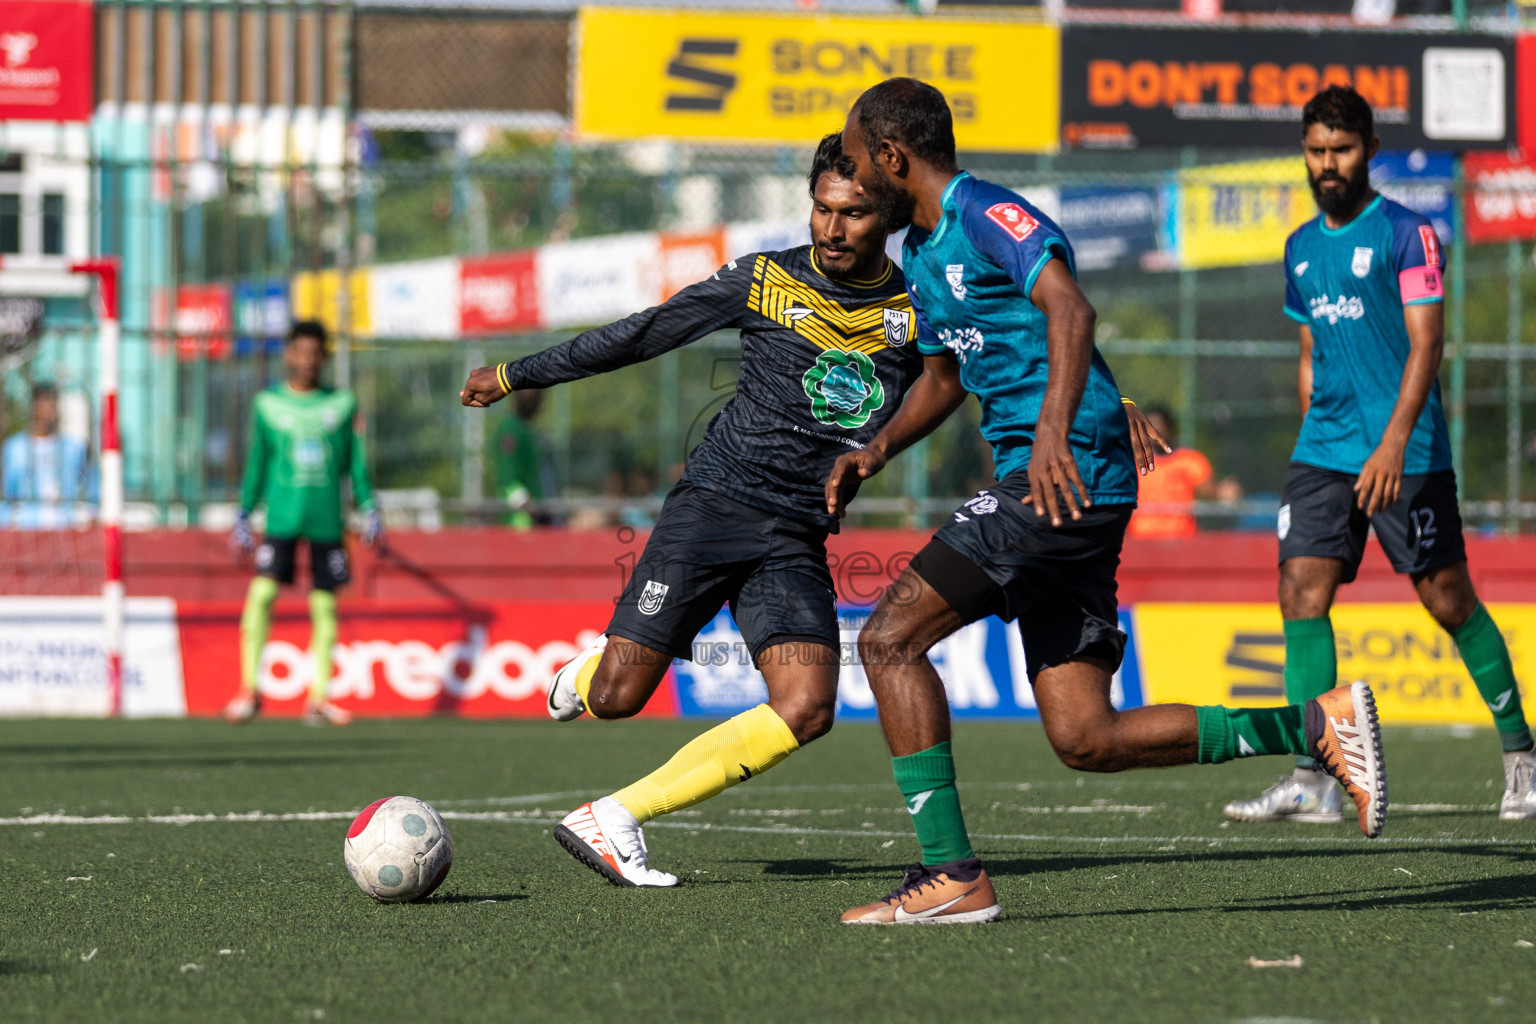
<box><xmin>224</xmin><ymin>321</ymin><xmax>384</xmax><ymax>726</ymax></box>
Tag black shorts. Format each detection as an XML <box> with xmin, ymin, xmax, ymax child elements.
<box><xmin>1277</xmin><ymin>462</ymin><xmax>1466</xmax><ymax>583</ymax></box>
<box><xmin>912</xmin><ymin>474</ymin><xmax>1133</xmax><ymax>681</ymax></box>
<box><xmin>608</xmin><ymin>482</ymin><xmax>838</xmax><ymax>664</ymax></box>
<box><xmin>255</xmin><ymin>536</ymin><xmax>351</xmax><ymax>591</ymax></box>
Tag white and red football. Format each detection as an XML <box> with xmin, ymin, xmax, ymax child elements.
<box><xmin>343</xmin><ymin>795</ymin><xmax>454</xmax><ymax>903</ymax></box>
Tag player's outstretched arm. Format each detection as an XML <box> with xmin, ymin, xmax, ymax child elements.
<box><xmin>825</xmin><ymin>353</ymin><xmax>965</xmax><ymax>518</ymax></box>
<box><xmin>460</xmin><ymin>262</ymin><xmax>751</xmax><ymax>409</ymax></box>
<box><xmin>1355</xmin><ymin>302</ymin><xmax>1443</xmax><ymax>516</ymax></box>
<box><xmin>1028</xmin><ymin>258</ymin><xmax>1097</xmax><ymax>527</ymax></box>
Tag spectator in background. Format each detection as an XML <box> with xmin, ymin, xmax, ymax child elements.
<box><xmin>1</xmin><ymin>382</ymin><xmax>92</xmax><ymax>529</ymax></box>
<box><xmin>1128</xmin><ymin>405</ymin><xmax>1242</xmax><ymax>538</ymax></box>
<box><xmin>493</xmin><ymin>389</ymin><xmax>555</xmax><ymax>530</ymax></box>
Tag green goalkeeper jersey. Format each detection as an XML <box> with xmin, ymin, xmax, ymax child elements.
<box><xmin>239</xmin><ymin>385</ymin><xmax>375</xmax><ymax>542</ymax></box>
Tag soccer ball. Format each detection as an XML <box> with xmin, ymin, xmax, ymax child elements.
<box><xmin>343</xmin><ymin>795</ymin><xmax>454</xmax><ymax>903</ymax></box>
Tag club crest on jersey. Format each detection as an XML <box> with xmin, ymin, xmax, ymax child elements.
<box><xmin>985</xmin><ymin>202</ymin><xmax>1039</xmax><ymax>242</ymax></box>
<box><xmin>1352</xmin><ymin>247</ymin><xmax>1373</xmax><ymax>277</ymax></box>
<box><xmin>802</xmin><ymin>349</ymin><xmax>885</xmax><ymax>429</ymax></box>
<box><xmin>882</xmin><ymin>307</ymin><xmax>912</xmax><ymax>347</ymax></box>
<box><xmin>638</xmin><ymin>580</ymin><xmax>669</xmax><ymax>616</ymax></box>
<box><xmin>945</xmin><ymin>264</ymin><xmax>966</xmax><ymax>301</ymax></box>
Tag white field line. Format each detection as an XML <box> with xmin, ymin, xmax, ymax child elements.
<box><xmin>0</xmin><ymin>808</ymin><xmax>1528</xmax><ymax>846</ymax></box>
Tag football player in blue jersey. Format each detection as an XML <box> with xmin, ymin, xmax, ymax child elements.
<box><xmin>1223</xmin><ymin>86</ymin><xmax>1536</xmax><ymax>826</ymax></box>
<box><xmin>825</xmin><ymin>78</ymin><xmax>1387</xmax><ymax>925</ymax></box>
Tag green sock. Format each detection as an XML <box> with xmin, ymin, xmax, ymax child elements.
<box><xmin>891</xmin><ymin>742</ymin><xmax>974</xmax><ymax>865</ymax></box>
<box><xmin>308</xmin><ymin>589</ymin><xmax>339</xmax><ymax>704</ymax></box>
<box><xmin>1196</xmin><ymin>705</ymin><xmax>1309</xmax><ymax>765</ymax></box>
<box><xmin>1284</xmin><ymin>616</ymin><xmax>1336</xmax><ymax>769</ymax></box>
<box><xmin>1452</xmin><ymin>603</ymin><xmax>1533</xmax><ymax>752</ymax></box>
<box><xmin>239</xmin><ymin>577</ymin><xmax>279</xmax><ymax>692</ymax></box>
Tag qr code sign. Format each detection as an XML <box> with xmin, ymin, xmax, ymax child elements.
<box><xmin>1422</xmin><ymin>48</ymin><xmax>1505</xmax><ymax>142</ymax></box>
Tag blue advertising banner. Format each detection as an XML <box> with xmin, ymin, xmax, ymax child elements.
<box><xmin>234</xmin><ymin>280</ymin><xmax>289</xmax><ymax>356</ymax></box>
<box><xmin>1371</xmin><ymin>150</ymin><xmax>1456</xmax><ymax>244</ymax></box>
<box><xmin>673</xmin><ymin>607</ymin><xmax>1144</xmax><ymax>721</ymax></box>
<box><xmin>1057</xmin><ymin>186</ymin><xmax>1163</xmax><ymax>273</ymax></box>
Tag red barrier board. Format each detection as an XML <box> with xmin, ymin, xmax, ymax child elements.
<box><xmin>1520</xmin><ymin>35</ymin><xmax>1535</xmax><ymax>157</ymax></box>
<box><xmin>172</xmin><ymin>283</ymin><xmax>234</xmax><ymax>361</ymax></box>
<box><xmin>459</xmin><ymin>251</ymin><xmax>541</xmax><ymax>335</ymax></box>
<box><xmin>177</xmin><ymin>599</ymin><xmax>679</xmax><ymax>719</ymax></box>
<box><xmin>1465</xmin><ymin>151</ymin><xmax>1536</xmax><ymax>245</ymax></box>
<box><xmin>0</xmin><ymin>1</ymin><xmax>94</xmax><ymax>122</ymax></box>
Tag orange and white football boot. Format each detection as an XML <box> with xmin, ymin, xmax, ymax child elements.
<box><xmin>841</xmin><ymin>859</ymin><xmax>1002</xmax><ymax>925</ymax></box>
<box><xmin>1306</xmin><ymin>681</ymin><xmax>1387</xmax><ymax>837</ymax></box>
<box><xmin>553</xmin><ymin>798</ymin><xmax>678</xmax><ymax>888</ymax></box>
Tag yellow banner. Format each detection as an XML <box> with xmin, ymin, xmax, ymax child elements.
<box><xmin>576</xmin><ymin>8</ymin><xmax>1059</xmax><ymax>152</ymax></box>
<box><xmin>290</xmin><ymin>269</ymin><xmax>371</xmax><ymax>338</ymax></box>
<box><xmin>1134</xmin><ymin>603</ymin><xmax>1532</xmax><ymax>727</ymax></box>
<box><xmin>1179</xmin><ymin>157</ymin><xmax>1314</xmax><ymax>270</ymax></box>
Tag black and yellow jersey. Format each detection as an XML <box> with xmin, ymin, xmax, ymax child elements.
<box><xmin>501</xmin><ymin>246</ymin><xmax>922</xmax><ymax>530</ymax></box>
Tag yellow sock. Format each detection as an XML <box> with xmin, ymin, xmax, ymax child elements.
<box><xmin>239</xmin><ymin>577</ymin><xmax>279</xmax><ymax>692</ymax></box>
<box><xmin>612</xmin><ymin>704</ymin><xmax>800</xmax><ymax>824</ymax></box>
<box><xmin>308</xmin><ymin>589</ymin><xmax>338</xmax><ymax>704</ymax></box>
<box><xmin>573</xmin><ymin>648</ymin><xmax>603</xmax><ymax>714</ymax></box>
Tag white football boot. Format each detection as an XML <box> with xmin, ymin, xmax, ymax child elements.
<box><xmin>553</xmin><ymin>797</ymin><xmax>679</xmax><ymax>888</ymax></box>
<box><xmin>547</xmin><ymin>634</ymin><xmax>606</xmax><ymax>721</ymax></box>
<box><xmin>1223</xmin><ymin>767</ymin><xmax>1343</xmax><ymax>823</ymax></box>
<box><xmin>1500</xmin><ymin>750</ymin><xmax>1536</xmax><ymax>820</ymax></box>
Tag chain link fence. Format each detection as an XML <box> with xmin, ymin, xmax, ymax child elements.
<box><xmin>3</xmin><ymin>1</ymin><xmax>1533</xmax><ymax>534</ymax></box>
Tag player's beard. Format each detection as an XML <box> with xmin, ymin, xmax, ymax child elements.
<box><xmin>862</xmin><ymin>165</ymin><xmax>916</xmax><ymax>232</ymax></box>
<box><xmin>816</xmin><ymin>247</ymin><xmax>857</xmax><ymax>281</ymax></box>
<box><xmin>1308</xmin><ymin>162</ymin><xmax>1371</xmax><ymax>219</ymax></box>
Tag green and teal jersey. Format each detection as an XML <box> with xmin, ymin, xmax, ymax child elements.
<box><xmin>239</xmin><ymin>385</ymin><xmax>375</xmax><ymax>542</ymax></box>
<box><xmin>1283</xmin><ymin>194</ymin><xmax>1450</xmax><ymax>475</ymax></box>
<box><xmin>903</xmin><ymin>172</ymin><xmax>1137</xmax><ymax>505</ymax></box>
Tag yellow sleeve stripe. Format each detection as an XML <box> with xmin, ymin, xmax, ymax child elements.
<box><xmin>496</xmin><ymin>363</ymin><xmax>511</xmax><ymax>395</ymax></box>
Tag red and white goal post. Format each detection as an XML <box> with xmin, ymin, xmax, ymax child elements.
<box><xmin>71</xmin><ymin>259</ymin><xmax>124</xmax><ymax>716</ymax></box>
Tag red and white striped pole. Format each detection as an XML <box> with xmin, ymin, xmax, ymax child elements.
<box><xmin>71</xmin><ymin>259</ymin><xmax>123</xmax><ymax>718</ymax></box>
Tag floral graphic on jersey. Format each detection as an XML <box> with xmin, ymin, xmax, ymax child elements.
<box><xmin>802</xmin><ymin>349</ymin><xmax>885</xmax><ymax>429</ymax></box>
<box><xmin>936</xmin><ymin>326</ymin><xmax>986</xmax><ymax>364</ymax></box>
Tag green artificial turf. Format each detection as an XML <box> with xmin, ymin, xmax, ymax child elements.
<box><xmin>2</xmin><ymin>718</ymin><xmax>1533</xmax><ymax>1023</ymax></box>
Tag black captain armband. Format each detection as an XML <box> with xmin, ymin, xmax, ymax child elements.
<box><xmin>495</xmin><ymin>363</ymin><xmax>512</xmax><ymax>395</ymax></box>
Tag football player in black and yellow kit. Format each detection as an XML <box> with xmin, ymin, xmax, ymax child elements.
<box><xmin>460</xmin><ymin>133</ymin><xmax>923</xmax><ymax>885</ymax></box>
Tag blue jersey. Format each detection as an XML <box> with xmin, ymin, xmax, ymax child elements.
<box><xmin>903</xmin><ymin>173</ymin><xmax>1137</xmax><ymax>505</ymax></box>
<box><xmin>1283</xmin><ymin>194</ymin><xmax>1450</xmax><ymax>475</ymax></box>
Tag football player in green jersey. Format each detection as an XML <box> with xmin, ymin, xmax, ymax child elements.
<box><xmin>225</xmin><ymin>321</ymin><xmax>384</xmax><ymax>726</ymax></box>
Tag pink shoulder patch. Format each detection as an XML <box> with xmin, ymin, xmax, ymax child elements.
<box><xmin>348</xmin><ymin>796</ymin><xmax>394</xmax><ymax>838</ymax></box>
<box><xmin>1418</xmin><ymin>225</ymin><xmax>1442</xmax><ymax>268</ymax></box>
<box><xmin>985</xmin><ymin>203</ymin><xmax>1039</xmax><ymax>242</ymax></box>
<box><xmin>1400</xmin><ymin>266</ymin><xmax>1443</xmax><ymax>303</ymax></box>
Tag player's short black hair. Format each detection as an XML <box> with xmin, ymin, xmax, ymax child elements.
<box><xmin>851</xmin><ymin>77</ymin><xmax>956</xmax><ymax>168</ymax></box>
<box><xmin>807</xmin><ymin>131</ymin><xmax>857</xmax><ymax>197</ymax></box>
<box><xmin>1302</xmin><ymin>86</ymin><xmax>1374</xmax><ymax>143</ymax></box>
<box><xmin>288</xmin><ymin>320</ymin><xmax>329</xmax><ymax>351</ymax></box>
<box><xmin>30</xmin><ymin>381</ymin><xmax>57</xmax><ymax>401</ymax></box>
